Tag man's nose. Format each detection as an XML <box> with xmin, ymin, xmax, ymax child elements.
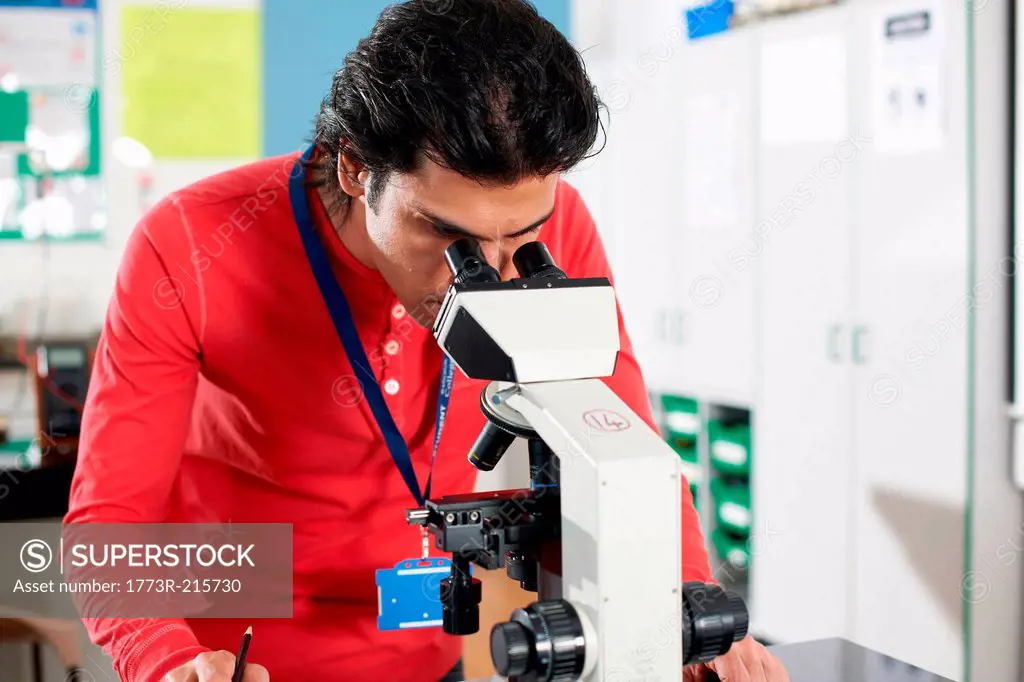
<box><xmin>478</xmin><ymin>242</ymin><xmax>511</xmax><ymax>278</ymax></box>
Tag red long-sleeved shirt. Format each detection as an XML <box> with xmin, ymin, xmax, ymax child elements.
<box><xmin>65</xmin><ymin>151</ymin><xmax>710</xmax><ymax>682</ymax></box>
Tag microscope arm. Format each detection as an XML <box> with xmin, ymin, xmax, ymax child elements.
<box><xmin>498</xmin><ymin>377</ymin><xmax>687</xmax><ymax>680</ymax></box>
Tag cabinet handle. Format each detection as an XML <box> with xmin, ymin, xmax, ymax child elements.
<box><xmin>656</xmin><ymin>310</ymin><xmax>684</xmax><ymax>346</ymax></box>
<box><xmin>827</xmin><ymin>324</ymin><xmax>842</xmax><ymax>363</ymax></box>
<box><xmin>852</xmin><ymin>326</ymin><xmax>869</xmax><ymax>365</ymax></box>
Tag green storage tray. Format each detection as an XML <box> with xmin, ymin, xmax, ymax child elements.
<box><xmin>661</xmin><ymin>395</ymin><xmax>700</xmax><ymax>443</ymax></box>
<box><xmin>712</xmin><ymin>528</ymin><xmax>750</xmax><ymax>570</ymax></box>
<box><xmin>678</xmin><ymin>457</ymin><xmax>703</xmax><ymax>488</ymax></box>
<box><xmin>708</xmin><ymin>420</ymin><xmax>751</xmax><ymax>476</ymax></box>
<box><xmin>710</xmin><ymin>478</ymin><xmax>751</xmax><ymax>535</ymax></box>
<box><xmin>661</xmin><ymin>395</ymin><xmax>699</xmax><ymax>414</ymax></box>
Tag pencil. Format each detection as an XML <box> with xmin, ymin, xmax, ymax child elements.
<box><xmin>230</xmin><ymin>626</ymin><xmax>252</xmax><ymax>682</ymax></box>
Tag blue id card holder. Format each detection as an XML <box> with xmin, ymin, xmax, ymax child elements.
<box><xmin>376</xmin><ymin>557</ymin><xmax>472</xmax><ymax>631</ymax></box>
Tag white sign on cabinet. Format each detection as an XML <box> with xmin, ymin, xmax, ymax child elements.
<box><xmin>870</xmin><ymin>0</ymin><xmax>946</xmax><ymax>154</ymax></box>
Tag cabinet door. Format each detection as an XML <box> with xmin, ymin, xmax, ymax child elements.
<box><xmin>602</xmin><ymin>64</ymin><xmax>685</xmax><ymax>391</ymax></box>
<box><xmin>848</xmin><ymin>4</ymin><xmax>968</xmax><ymax>679</ymax></box>
<box><xmin>750</xmin><ymin>13</ymin><xmax>854</xmax><ymax>644</ymax></box>
<box><xmin>665</xmin><ymin>30</ymin><xmax>758</xmax><ymax>405</ymax></box>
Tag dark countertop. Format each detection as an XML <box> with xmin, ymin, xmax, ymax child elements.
<box><xmin>770</xmin><ymin>638</ymin><xmax>954</xmax><ymax>682</ymax></box>
<box><xmin>463</xmin><ymin>638</ymin><xmax>955</xmax><ymax>681</ymax></box>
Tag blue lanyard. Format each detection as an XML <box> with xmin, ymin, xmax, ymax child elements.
<box><xmin>289</xmin><ymin>145</ymin><xmax>454</xmax><ymax>507</ymax></box>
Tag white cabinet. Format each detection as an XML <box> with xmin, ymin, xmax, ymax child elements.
<box><xmin>584</xmin><ymin>22</ymin><xmax>760</xmax><ymax>404</ymax></box>
<box><xmin>572</xmin><ymin>0</ymin><xmax>1017</xmax><ymax>678</ymax></box>
<box><xmin>667</xmin><ymin>31</ymin><xmax>759</xmax><ymax>405</ymax></box>
<box><xmin>572</xmin><ymin>0</ymin><xmax>682</xmax><ymax>385</ymax></box>
<box><xmin>751</xmin><ymin>10</ymin><xmax>857</xmax><ymax>645</ymax></box>
<box><xmin>847</xmin><ymin>2</ymin><xmax>969</xmax><ymax>674</ymax></box>
<box><xmin>603</xmin><ymin>73</ymin><xmax>682</xmax><ymax>385</ymax></box>
<box><xmin>752</xmin><ymin>4</ymin><xmax>969</xmax><ymax>680</ymax></box>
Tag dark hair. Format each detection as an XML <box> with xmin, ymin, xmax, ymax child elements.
<box><xmin>311</xmin><ymin>0</ymin><xmax>605</xmax><ymax>216</ymax></box>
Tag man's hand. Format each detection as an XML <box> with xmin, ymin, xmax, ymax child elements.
<box><xmin>164</xmin><ymin>651</ymin><xmax>270</xmax><ymax>682</ymax></box>
<box><xmin>685</xmin><ymin>635</ymin><xmax>790</xmax><ymax>682</ymax></box>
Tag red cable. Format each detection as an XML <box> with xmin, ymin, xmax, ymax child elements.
<box><xmin>13</xmin><ymin>309</ymin><xmax>86</xmax><ymax>415</ymax></box>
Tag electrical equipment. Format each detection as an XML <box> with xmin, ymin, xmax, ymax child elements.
<box><xmin>33</xmin><ymin>341</ymin><xmax>90</xmax><ymax>460</ymax></box>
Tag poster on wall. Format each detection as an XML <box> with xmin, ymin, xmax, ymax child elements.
<box><xmin>120</xmin><ymin>4</ymin><xmax>261</xmax><ymax>160</ymax></box>
<box><xmin>871</xmin><ymin>0</ymin><xmax>946</xmax><ymax>154</ymax></box>
<box><xmin>0</xmin><ymin>0</ymin><xmax>104</xmax><ymax>241</ymax></box>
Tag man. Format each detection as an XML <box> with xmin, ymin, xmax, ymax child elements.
<box><xmin>66</xmin><ymin>1</ymin><xmax>789</xmax><ymax>681</ymax></box>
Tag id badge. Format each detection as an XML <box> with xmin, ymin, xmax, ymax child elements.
<box><xmin>375</xmin><ymin>558</ymin><xmax>471</xmax><ymax>631</ymax></box>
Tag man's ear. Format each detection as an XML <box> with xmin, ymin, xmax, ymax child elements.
<box><xmin>337</xmin><ymin>152</ymin><xmax>370</xmax><ymax>199</ymax></box>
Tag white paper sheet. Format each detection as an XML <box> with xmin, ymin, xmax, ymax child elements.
<box><xmin>871</xmin><ymin>0</ymin><xmax>946</xmax><ymax>154</ymax></box>
<box><xmin>18</xmin><ymin>176</ymin><xmax>105</xmax><ymax>240</ymax></box>
<box><xmin>0</xmin><ymin>7</ymin><xmax>97</xmax><ymax>89</ymax></box>
<box><xmin>25</xmin><ymin>91</ymin><xmax>91</xmax><ymax>173</ymax></box>
<box><xmin>760</xmin><ymin>34</ymin><xmax>848</xmax><ymax>145</ymax></box>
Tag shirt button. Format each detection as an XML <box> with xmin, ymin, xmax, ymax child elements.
<box><xmin>384</xmin><ymin>378</ymin><xmax>400</xmax><ymax>395</ymax></box>
<box><xmin>385</xmin><ymin>339</ymin><xmax>400</xmax><ymax>356</ymax></box>
<box><xmin>392</xmin><ymin>304</ymin><xmax>406</xmax><ymax>319</ymax></box>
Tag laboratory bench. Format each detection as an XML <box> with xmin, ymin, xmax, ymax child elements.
<box><xmin>768</xmin><ymin>638</ymin><xmax>953</xmax><ymax>682</ymax></box>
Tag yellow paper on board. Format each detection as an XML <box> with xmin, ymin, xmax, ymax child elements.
<box><xmin>120</xmin><ymin>5</ymin><xmax>261</xmax><ymax>159</ymax></box>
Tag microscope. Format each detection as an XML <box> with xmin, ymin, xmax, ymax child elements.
<box><xmin>407</xmin><ymin>238</ymin><xmax>749</xmax><ymax>682</ymax></box>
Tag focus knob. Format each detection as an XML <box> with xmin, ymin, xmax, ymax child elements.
<box><xmin>681</xmin><ymin>581</ymin><xmax>749</xmax><ymax>665</ymax></box>
<box><xmin>490</xmin><ymin>600</ymin><xmax>586</xmax><ymax>682</ymax></box>
<box><xmin>491</xmin><ymin>621</ymin><xmax>533</xmax><ymax>677</ymax></box>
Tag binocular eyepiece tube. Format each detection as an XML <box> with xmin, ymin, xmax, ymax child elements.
<box><xmin>444</xmin><ymin>238</ymin><xmax>567</xmax><ymax>284</ymax></box>
<box><xmin>444</xmin><ymin>239</ymin><xmax>500</xmax><ymax>285</ymax></box>
<box><xmin>443</xmin><ymin>238</ymin><xmax>568</xmax><ymax>473</ymax></box>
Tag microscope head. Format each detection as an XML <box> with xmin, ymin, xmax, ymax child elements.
<box><xmin>432</xmin><ymin>239</ymin><xmax>621</xmax><ymax>384</ymax></box>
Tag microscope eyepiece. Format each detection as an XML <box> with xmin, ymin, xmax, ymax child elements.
<box><xmin>513</xmin><ymin>242</ymin><xmax>566</xmax><ymax>280</ymax></box>
<box><xmin>446</xmin><ymin>238</ymin><xmax>501</xmax><ymax>285</ymax></box>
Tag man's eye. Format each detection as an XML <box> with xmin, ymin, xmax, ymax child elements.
<box><xmin>425</xmin><ymin>222</ymin><xmax>461</xmax><ymax>239</ymax></box>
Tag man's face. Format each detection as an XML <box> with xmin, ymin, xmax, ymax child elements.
<box><xmin>355</xmin><ymin>158</ymin><xmax>559</xmax><ymax>327</ymax></box>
